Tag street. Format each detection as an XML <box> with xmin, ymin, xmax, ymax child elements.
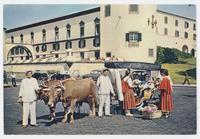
<box><xmin>4</xmin><ymin>86</ymin><xmax>196</xmax><ymax>134</ymax></box>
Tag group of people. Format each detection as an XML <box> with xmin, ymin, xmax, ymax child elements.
<box><xmin>18</xmin><ymin>68</ymin><xmax>173</xmax><ymax>128</ymax></box>
<box><xmin>96</xmin><ymin>68</ymin><xmax>173</xmax><ymax>118</ymax></box>
<box><xmin>4</xmin><ymin>71</ymin><xmax>17</xmax><ymax>87</ymax></box>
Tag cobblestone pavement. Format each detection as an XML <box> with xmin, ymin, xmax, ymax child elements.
<box><xmin>4</xmin><ymin>86</ymin><xmax>196</xmax><ymax>135</ymax></box>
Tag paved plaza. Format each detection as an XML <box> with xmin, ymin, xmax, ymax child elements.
<box><xmin>4</xmin><ymin>86</ymin><xmax>196</xmax><ymax>135</ymax></box>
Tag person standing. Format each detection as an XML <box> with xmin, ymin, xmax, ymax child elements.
<box><xmin>159</xmin><ymin>69</ymin><xmax>173</xmax><ymax>118</ymax></box>
<box><xmin>4</xmin><ymin>70</ymin><xmax>8</xmax><ymax>84</ymax></box>
<box><xmin>11</xmin><ymin>72</ymin><xmax>16</xmax><ymax>87</ymax></box>
<box><xmin>182</xmin><ymin>72</ymin><xmax>190</xmax><ymax>85</ymax></box>
<box><xmin>18</xmin><ymin>71</ymin><xmax>40</xmax><ymax>128</ymax></box>
<box><xmin>122</xmin><ymin>69</ymin><xmax>136</xmax><ymax>116</ymax></box>
<box><xmin>97</xmin><ymin>69</ymin><xmax>115</xmax><ymax>117</ymax></box>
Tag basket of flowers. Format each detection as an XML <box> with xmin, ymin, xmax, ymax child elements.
<box><xmin>142</xmin><ymin>104</ymin><xmax>162</xmax><ymax>119</ymax></box>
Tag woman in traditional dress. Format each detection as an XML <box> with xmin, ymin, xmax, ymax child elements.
<box><xmin>159</xmin><ymin>69</ymin><xmax>173</xmax><ymax>118</ymax></box>
<box><xmin>122</xmin><ymin>69</ymin><xmax>136</xmax><ymax>116</ymax></box>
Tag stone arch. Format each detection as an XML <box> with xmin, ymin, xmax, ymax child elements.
<box><xmin>182</xmin><ymin>45</ymin><xmax>188</xmax><ymax>53</ymax></box>
<box><xmin>7</xmin><ymin>45</ymin><xmax>33</xmax><ymax>61</ymax></box>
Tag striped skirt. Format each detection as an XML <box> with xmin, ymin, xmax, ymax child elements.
<box><xmin>123</xmin><ymin>89</ymin><xmax>136</xmax><ymax>110</ymax></box>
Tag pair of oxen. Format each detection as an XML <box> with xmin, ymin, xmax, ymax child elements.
<box><xmin>37</xmin><ymin>78</ymin><xmax>97</xmax><ymax>125</ymax></box>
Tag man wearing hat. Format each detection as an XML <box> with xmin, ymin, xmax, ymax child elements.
<box><xmin>96</xmin><ymin>69</ymin><xmax>115</xmax><ymax>117</ymax></box>
<box><xmin>18</xmin><ymin>70</ymin><xmax>40</xmax><ymax>128</ymax></box>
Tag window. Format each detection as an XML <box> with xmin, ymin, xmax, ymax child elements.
<box><xmin>55</xmin><ymin>54</ymin><xmax>59</xmax><ymax>58</ymax></box>
<box><xmin>184</xmin><ymin>32</ymin><xmax>188</xmax><ymax>38</ymax></box>
<box><xmin>36</xmin><ymin>55</ymin><xmax>39</xmax><ymax>59</ymax></box>
<box><xmin>42</xmin><ymin>29</ymin><xmax>46</xmax><ymax>43</ymax></box>
<box><xmin>79</xmin><ymin>39</ymin><xmax>86</xmax><ymax>48</ymax></box>
<box><xmin>193</xmin><ymin>34</ymin><xmax>196</xmax><ymax>40</ymax></box>
<box><xmin>164</xmin><ymin>28</ymin><xmax>168</xmax><ymax>35</ymax></box>
<box><xmin>106</xmin><ymin>52</ymin><xmax>111</xmax><ymax>57</ymax></box>
<box><xmin>184</xmin><ymin>21</ymin><xmax>189</xmax><ymax>28</ymax></box>
<box><xmin>193</xmin><ymin>23</ymin><xmax>196</xmax><ymax>30</ymax></box>
<box><xmin>95</xmin><ymin>51</ymin><xmax>100</xmax><ymax>59</ymax></box>
<box><xmin>21</xmin><ymin>57</ymin><xmax>23</xmax><ymax>60</ymax></box>
<box><xmin>55</xmin><ymin>26</ymin><xmax>59</xmax><ymax>41</ymax></box>
<box><xmin>26</xmin><ymin>56</ymin><xmax>29</xmax><ymax>60</ymax></box>
<box><xmin>94</xmin><ymin>18</ymin><xmax>100</xmax><ymax>36</ymax></box>
<box><xmin>65</xmin><ymin>41</ymin><xmax>72</xmax><ymax>49</ymax></box>
<box><xmin>126</xmin><ymin>32</ymin><xmax>142</xmax><ymax>42</ymax></box>
<box><xmin>31</xmin><ymin>32</ymin><xmax>34</xmax><ymax>44</ymax></box>
<box><xmin>15</xmin><ymin>47</ymin><xmax>19</xmax><ymax>55</ymax></box>
<box><xmin>43</xmin><ymin>55</ymin><xmax>46</xmax><ymax>58</ymax></box>
<box><xmin>11</xmin><ymin>36</ymin><xmax>14</xmax><ymax>43</ymax></box>
<box><xmin>182</xmin><ymin>45</ymin><xmax>188</xmax><ymax>53</ymax></box>
<box><xmin>80</xmin><ymin>52</ymin><xmax>84</xmax><ymax>59</ymax></box>
<box><xmin>11</xmin><ymin>49</ymin><xmax>14</xmax><ymax>55</ymax></box>
<box><xmin>175</xmin><ymin>20</ymin><xmax>178</xmax><ymax>26</ymax></box>
<box><xmin>66</xmin><ymin>24</ymin><xmax>71</xmax><ymax>40</ymax></box>
<box><xmin>20</xmin><ymin>34</ymin><xmax>23</xmax><ymax>43</ymax></box>
<box><xmin>11</xmin><ymin>57</ymin><xmax>14</xmax><ymax>61</ymax></box>
<box><xmin>148</xmin><ymin>49</ymin><xmax>154</xmax><ymax>57</ymax></box>
<box><xmin>36</xmin><ymin>46</ymin><xmax>40</xmax><ymax>52</ymax></box>
<box><xmin>53</xmin><ymin>42</ymin><xmax>60</xmax><ymax>51</ymax></box>
<box><xmin>164</xmin><ymin>16</ymin><xmax>168</xmax><ymax>24</ymax></box>
<box><xmin>175</xmin><ymin>30</ymin><xmax>179</xmax><ymax>37</ymax></box>
<box><xmin>42</xmin><ymin>44</ymin><xmax>47</xmax><ymax>52</ymax></box>
<box><xmin>93</xmin><ymin>37</ymin><xmax>100</xmax><ymax>47</ymax></box>
<box><xmin>129</xmin><ymin>5</ymin><xmax>138</xmax><ymax>13</ymax></box>
<box><xmin>105</xmin><ymin>5</ymin><xmax>111</xmax><ymax>17</ymax></box>
<box><xmin>20</xmin><ymin>48</ymin><xmax>24</xmax><ymax>54</ymax></box>
<box><xmin>79</xmin><ymin>21</ymin><xmax>85</xmax><ymax>37</ymax></box>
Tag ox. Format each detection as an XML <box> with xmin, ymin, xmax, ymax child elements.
<box><xmin>37</xmin><ymin>80</ymin><xmax>66</xmax><ymax>122</ymax></box>
<box><xmin>41</xmin><ymin>78</ymin><xmax>97</xmax><ymax>125</ymax></box>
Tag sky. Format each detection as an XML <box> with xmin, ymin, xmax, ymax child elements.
<box><xmin>3</xmin><ymin>4</ymin><xmax>196</xmax><ymax>30</ymax></box>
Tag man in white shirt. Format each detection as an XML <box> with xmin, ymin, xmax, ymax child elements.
<box><xmin>18</xmin><ymin>71</ymin><xmax>40</xmax><ymax>128</ymax></box>
<box><xmin>96</xmin><ymin>69</ymin><xmax>115</xmax><ymax>117</ymax></box>
<box><xmin>10</xmin><ymin>72</ymin><xmax>16</xmax><ymax>87</ymax></box>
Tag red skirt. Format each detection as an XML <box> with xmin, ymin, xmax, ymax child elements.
<box><xmin>123</xmin><ymin>89</ymin><xmax>136</xmax><ymax>110</ymax></box>
<box><xmin>160</xmin><ymin>91</ymin><xmax>173</xmax><ymax>112</ymax></box>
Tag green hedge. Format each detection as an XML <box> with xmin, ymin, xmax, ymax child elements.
<box><xmin>156</xmin><ymin>47</ymin><xmax>193</xmax><ymax>64</ymax></box>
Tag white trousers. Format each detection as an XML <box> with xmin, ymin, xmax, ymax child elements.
<box><xmin>98</xmin><ymin>94</ymin><xmax>110</xmax><ymax>116</ymax></box>
<box><xmin>22</xmin><ymin>101</ymin><xmax>36</xmax><ymax>125</ymax></box>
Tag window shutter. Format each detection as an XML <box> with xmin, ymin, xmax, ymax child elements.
<box><xmin>79</xmin><ymin>40</ymin><xmax>80</xmax><ymax>48</ymax></box>
<box><xmin>125</xmin><ymin>33</ymin><xmax>129</xmax><ymax>41</ymax></box>
<box><xmin>84</xmin><ymin>40</ymin><xmax>86</xmax><ymax>47</ymax></box>
<box><xmin>70</xmin><ymin>41</ymin><xmax>72</xmax><ymax>49</ymax></box>
<box><xmin>138</xmin><ymin>33</ymin><xmax>142</xmax><ymax>41</ymax></box>
<box><xmin>93</xmin><ymin>38</ymin><xmax>95</xmax><ymax>46</ymax></box>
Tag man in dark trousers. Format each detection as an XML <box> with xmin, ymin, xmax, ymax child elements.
<box><xmin>11</xmin><ymin>72</ymin><xmax>17</xmax><ymax>87</ymax></box>
<box><xmin>182</xmin><ymin>72</ymin><xmax>190</xmax><ymax>85</ymax></box>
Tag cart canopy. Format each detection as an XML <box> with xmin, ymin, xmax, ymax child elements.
<box><xmin>105</xmin><ymin>61</ymin><xmax>161</xmax><ymax>71</ymax></box>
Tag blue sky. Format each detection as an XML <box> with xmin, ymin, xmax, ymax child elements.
<box><xmin>3</xmin><ymin>4</ymin><xmax>196</xmax><ymax>30</ymax></box>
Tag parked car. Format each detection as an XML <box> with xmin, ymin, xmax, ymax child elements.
<box><xmin>50</xmin><ymin>73</ymin><xmax>71</xmax><ymax>80</ymax></box>
<box><xmin>82</xmin><ymin>70</ymin><xmax>102</xmax><ymax>81</ymax></box>
<box><xmin>32</xmin><ymin>72</ymin><xmax>48</xmax><ymax>81</ymax></box>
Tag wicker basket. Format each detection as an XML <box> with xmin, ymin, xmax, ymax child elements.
<box><xmin>142</xmin><ymin>110</ymin><xmax>162</xmax><ymax>119</ymax></box>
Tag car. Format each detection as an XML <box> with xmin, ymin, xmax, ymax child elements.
<box><xmin>131</xmin><ymin>70</ymin><xmax>149</xmax><ymax>82</ymax></box>
<box><xmin>82</xmin><ymin>70</ymin><xmax>102</xmax><ymax>81</ymax></box>
<box><xmin>32</xmin><ymin>72</ymin><xmax>48</xmax><ymax>81</ymax></box>
<box><xmin>50</xmin><ymin>73</ymin><xmax>71</xmax><ymax>80</ymax></box>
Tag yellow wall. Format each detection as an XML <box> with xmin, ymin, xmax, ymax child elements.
<box><xmin>100</xmin><ymin>5</ymin><xmax>157</xmax><ymax>63</ymax></box>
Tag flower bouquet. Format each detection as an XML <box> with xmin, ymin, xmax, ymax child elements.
<box><xmin>142</xmin><ymin>104</ymin><xmax>162</xmax><ymax>119</ymax></box>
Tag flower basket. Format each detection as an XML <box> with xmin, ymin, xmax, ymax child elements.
<box><xmin>142</xmin><ymin>110</ymin><xmax>162</xmax><ymax>119</ymax></box>
<box><xmin>142</xmin><ymin>104</ymin><xmax>162</xmax><ymax>119</ymax></box>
